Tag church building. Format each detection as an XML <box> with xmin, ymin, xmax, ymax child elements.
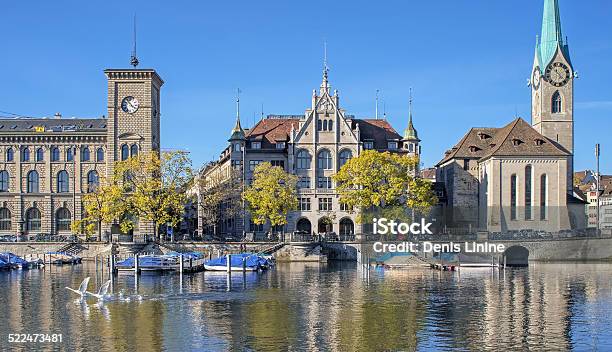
<box><xmin>436</xmin><ymin>0</ymin><xmax>586</xmax><ymax>233</ymax></box>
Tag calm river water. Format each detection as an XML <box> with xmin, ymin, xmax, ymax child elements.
<box><xmin>0</xmin><ymin>261</ymin><xmax>611</xmax><ymax>351</ymax></box>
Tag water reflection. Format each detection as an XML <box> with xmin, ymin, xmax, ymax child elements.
<box><xmin>0</xmin><ymin>262</ymin><xmax>610</xmax><ymax>351</ymax></box>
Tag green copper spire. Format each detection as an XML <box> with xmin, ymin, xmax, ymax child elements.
<box><xmin>403</xmin><ymin>89</ymin><xmax>419</xmax><ymax>141</ymax></box>
<box><xmin>538</xmin><ymin>0</ymin><xmax>571</xmax><ymax>71</ymax></box>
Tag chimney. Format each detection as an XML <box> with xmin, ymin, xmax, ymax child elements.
<box><xmin>54</xmin><ymin>112</ymin><xmax>62</xmax><ymax>119</ymax></box>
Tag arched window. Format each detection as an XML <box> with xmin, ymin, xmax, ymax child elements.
<box><xmin>323</xmin><ymin>120</ymin><xmax>328</xmax><ymax>131</ymax></box>
<box><xmin>233</xmin><ymin>143</ymin><xmax>241</xmax><ymax>152</ymax></box>
<box><xmin>510</xmin><ymin>174</ymin><xmax>517</xmax><ymax>220</ymax></box>
<box><xmin>25</xmin><ymin>208</ymin><xmax>41</xmax><ymax>232</ymax></box>
<box><xmin>0</xmin><ymin>170</ymin><xmax>9</xmax><ymax>192</ymax></box>
<box><xmin>540</xmin><ymin>174</ymin><xmax>548</xmax><ymax>220</ymax></box>
<box><xmin>22</xmin><ymin>148</ymin><xmax>30</xmax><ymax>162</ymax></box>
<box><xmin>96</xmin><ymin>147</ymin><xmax>104</xmax><ymax>162</ymax></box>
<box><xmin>5</xmin><ymin>148</ymin><xmax>13</xmax><ymax>162</ymax></box>
<box><xmin>525</xmin><ymin>165</ymin><xmax>532</xmax><ymax>220</ymax></box>
<box><xmin>66</xmin><ymin>148</ymin><xmax>74</xmax><ymax>162</ymax></box>
<box><xmin>87</xmin><ymin>170</ymin><xmax>99</xmax><ymax>192</ymax></box>
<box><xmin>317</xmin><ymin>119</ymin><xmax>322</xmax><ymax>131</ymax></box>
<box><xmin>36</xmin><ymin>148</ymin><xmax>44</xmax><ymax>162</ymax></box>
<box><xmin>317</xmin><ymin>149</ymin><xmax>332</xmax><ymax>170</ymax></box>
<box><xmin>56</xmin><ymin>208</ymin><xmax>71</xmax><ymax>232</ymax></box>
<box><xmin>339</xmin><ymin>218</ymin><xmax>354</xmax><ymax>237</ymax></box>
<box><xmin>57</xmin><ymin>170</ymin><xmax>69</xmax><ymax>193</ymax></box>
<box><xmin>0</xmin><ymin>208</ymin><xmax>10</xmax><ymax>231</ymax></box>
<box><xmin>328</xmin><ymin>120</ymin><xmax>333</xmax><ymax>131</ymax></box>
<box><xmin>82</xmin><ymin>147</ymin><xmax>90</xmax><ymax>161</ymax></box>
<box><xmin>130</xmin><ymin>144</ymin><xmax>138</xmax><ymax>157</ymax></box>
<box><xmin>121</xmin><ymin>144</ymin><xmax>129</xmax><ymax>161</ymax></box>
<box><xmin>339</xmin><ymin>150</ymin><xmax>352</xmax><ymax>168</ymax></box>
<box><xmin>552</xmin><ymin>91</ymin><xmax>562</xmax><ymax>113</ymax></box>
<box><xmin>296</xmin><ymin>150</ymin><xmax>311</xmax><ymax>170</ymax></box>
<box><xmin>27</xmin><ymin>171</ymin><xmax>39</xmax><ymax>193</ymax></box>
<box><xmin>51</xmin><ymin>147</ymin><xmax>60</xmax><ymax>161</ymax></box>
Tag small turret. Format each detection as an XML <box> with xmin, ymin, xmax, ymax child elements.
<box><xmin>229</xmin><ymin>115</ymin><xmax>245</xmax><ymax>141</ymax></box>
<box><xmin>402</xmin><ymin>89</ymin><xmax>421</xmax><ymax>158</ymax></box>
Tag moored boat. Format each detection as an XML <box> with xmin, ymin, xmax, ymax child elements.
<box><xmin>204</xmin><ymin>253</ymin><xmax>270</xmax><ymax>272</ymax></box>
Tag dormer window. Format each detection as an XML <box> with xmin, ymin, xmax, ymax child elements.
<box><xmin>363</xmin><ymin>141</ymin><xmax>374</xmax><ymax>150</ymax></box>
<box><xmin>511</xmin><ymin>139</ymin><xmax>523</xmax><ymax>146</ymax></box>
<box><xmin>534</xmin><ymin>138</ymin><xmax>546</xmax><ymax>146</ymax></box>
<box><xmin>489</xmin><ymin>143</ymin><xmax>496</xmax><ymax>148</ymax></box>
<box><xmin>388</xmin><ymin>141</ymin><xmax>398</xmax><ymax>150</ymax></box>
<box><xmin>251</xmin><ymin>141</ymin><xmax>261</xmax><ymax>149</ymax></box>
<box><xmin>477</xmin><ymin>132</ymin><xmax>491</xmax><ymax>140</ymax></box>
<box><xmin>469</xmin><ymin>146</ymin><xmax>481</xmax><ymax>153</ymax></box>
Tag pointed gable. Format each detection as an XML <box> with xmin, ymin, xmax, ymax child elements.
<box><xmin>479</xmin><ymin>118</ymin><xmax>570</xmax><ymax>160</ymax></box>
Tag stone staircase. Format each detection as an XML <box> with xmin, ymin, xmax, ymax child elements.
<box><xmin>56</xmin><ymin>242</ymin><xmax>87</xmax><ymax>256</ymax></box>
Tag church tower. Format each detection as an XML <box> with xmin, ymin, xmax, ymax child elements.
<box><xmin>531</xmin><ymin>0</ymin><xmax>575</xmax><ymax>189</ymax></box>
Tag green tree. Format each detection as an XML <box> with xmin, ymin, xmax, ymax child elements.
<box><xmin>332</xmin><ymin>150</ymin><xmax>437</xmax><ymax>223</ymax></box>
<box><xmin>243</xmin><ymin>162</ymin><xmax>298</xmax><ymax>227</ymax></box>
<box><xmin>115</xmin><ymin>151</ymin><xmax>193</xmax><ymax>241</ymax></box>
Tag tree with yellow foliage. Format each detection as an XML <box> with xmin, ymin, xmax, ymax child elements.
<box><xmin>333</xmin><ymin>150</ymin><xmax>437</xmax><ymax>224</ymax></box>
<box><xmin>114</xmin><ymin>151</ymin><xmax>192</xmax><ymax>241</ymax></box>
<box><xmin>71</xmin><ymin>176</ymin><xmax>126</xmax><ymax>241</ymax></box>
<box><xmin>243</xmin><ymin>162</ymin><xmax>298</xmax><ymax>228</ymax></box>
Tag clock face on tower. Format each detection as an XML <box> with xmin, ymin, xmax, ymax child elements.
<box><xmin>121</xmin><ymin>96</ymin><xmax>139</xmax><ymax>114</ymax></box>
<box><xmin>545</xmin><ymin>62</ymin><xmax>571</xmax><ymax>87</ymax></box>
<box><xmin>532</xmin><ymin>67</ymin><xmax>541</xmax><ymax>90</ymax></box>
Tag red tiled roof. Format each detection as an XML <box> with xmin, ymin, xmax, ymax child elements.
<box><xmin>245</xmin><ymin>118</ymin><xmax>299</xmax><ymax>148</ymax></box>
<box><xmin>353</xmin><ymin>119</ymin><xmax>402</xmax><ymax>149</ymax></box>
<box><xmin>245</xmin><ymin>117</ymin><xmax>403</xmax><ymax>150</ymax></box>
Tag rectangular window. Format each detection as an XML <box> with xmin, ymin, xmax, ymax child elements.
<box><xmin>298</xmin><ymin>176</ymin><xmax>311</xmax><ymax>189</ymax></box>
<box><xmin>298</xmin><ymin>198</ymin><xmax>311</xmax><ymax>211</ymax></box>
<box><xmin>463</xmin><ymin>159</ymin><xmax>469</xmax><ymax>171</ymax></box>
<box><xmin>408</xmin><ymin>143</ymin><xmax>414</xmax><ymax>152</ymax></box>
<box><xmin>275</xmin><ymin>142</ymin><xmax>285</xmax><ymax>149</ymax></box>
<box><xmin>525</xmin><ymin>166</ymin><xmax>532</xmax><ymax>220</ymax></box>
<box><xmin>388</xmin><ymin>141</ymin><xmax>398</xmax><ymax>150</ymax></box>
<box><xmin>251</xmin><ymin>142</ymin><xmax>261</xmax><ymax>149</ymax></box>
<box><xmin>271</xmin><ymin>160</ymin><xmax>285</xmax><ymax>169</ymax></box>
<box><xmin>249</xmin><ymin>160</ymin><xmax>262</xmax><ymax>171</ymax></box>
<box><xmin>231</xmin><ymin>160</ymin><xmax>242</xmax><ymax>168</ymax></box>
<box><xmin>363</xmin><ymin>141</ymin><xmax>374</xmax><ymax>150</ymax></box>
<box><xmin>317</xmin><ymin>176</ymin><xmax>332</xmax><ymax>189</ymax></box>
<box><xmin>511</xmin><ymin>174</ymin><xmax>517</xmax><ymax>220</ymax></box>
<box><xmin>540</xmin><ymin>174</ymin><xmax>547</xmax><ymax>220</ymax></box>
<box><xmin>319</xmin><ymin>198</ymin><xmax>332</xmax><ymax>211</ymax></box>
<box><xmin>340</xmin><ymin>203</ymin><xmax>353</xmax><ymax>212</ymax></box>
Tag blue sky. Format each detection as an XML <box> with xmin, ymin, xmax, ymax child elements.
<box><xmin>1</xmin><ymin>0</ymin><xmax>611</xmax><ymax>173</ymax></box>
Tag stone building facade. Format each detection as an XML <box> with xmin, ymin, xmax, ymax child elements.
<box><xmin>0</xmin><ymin>68</ymin><xmax>163</xmax><ymax>237</ymax></box>
<box><xmin>196</xmin><ymin>68</ymin><xmax>420</xmax><ymax>238</ymax></box>
<box><xmin>435</xmin><ymin>0</ymin><xmax>586</xmax><ymax>233</ymax></box>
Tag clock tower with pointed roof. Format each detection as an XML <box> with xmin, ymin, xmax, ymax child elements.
<box><xmin>530</xmin><ymin>0</ymin><xmax>575</xmax><ymax>192</ymax></box>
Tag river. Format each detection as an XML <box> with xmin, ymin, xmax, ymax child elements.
<box><xmin>0</xmin><ymin>261</ymin><xmax>610</xmax><ymax>351</ymax></box>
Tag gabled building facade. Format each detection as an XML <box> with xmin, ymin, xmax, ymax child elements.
<box><xmin>197</xmin><ymin>68</ymin><xmax>420</xmax><ymax>238</ymax></box>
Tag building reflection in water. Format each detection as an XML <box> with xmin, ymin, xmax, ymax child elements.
<box><xmin>0</xmin><ymin>262</ymin><xmax>610</xmax><ymax>351</ymax></box>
